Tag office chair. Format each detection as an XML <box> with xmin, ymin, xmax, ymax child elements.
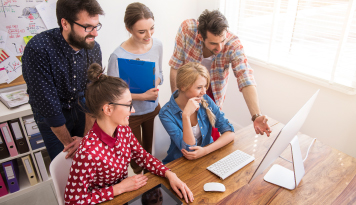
<box><xmin>49</xmin><ymin>151</ymin><xmax>73</xmax><ymax>205</ymax></box>
<box><xmin>152</xmin><ymin>115</ymin><xmax>171</xmax><ymax>161</ymax></box>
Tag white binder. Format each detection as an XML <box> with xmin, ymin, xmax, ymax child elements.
<box><xmin>35</xmin><ymin>151</ymin><xmax>49</xmax><ymax>181</ymax></box>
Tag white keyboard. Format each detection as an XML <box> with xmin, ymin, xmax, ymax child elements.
<box><xmin>207</xmin><ymin>150</ymin><xmax>255</xmax><ymax>180</ymax></box>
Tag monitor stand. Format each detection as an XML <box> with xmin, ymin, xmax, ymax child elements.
<box><xmin>263</xmin><ymin>136</ymin><xmax>305</xmax><ymax>190</ymax></box>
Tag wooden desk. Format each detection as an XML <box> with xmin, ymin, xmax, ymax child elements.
<box><xmin>103</xmin><ymin>119</ymin><xmax>356</xmax><ymax>205</ymax></box>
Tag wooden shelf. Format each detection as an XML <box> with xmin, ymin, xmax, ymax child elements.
<box><xmin>0</xmin><ymin>152</ymin><xmax>31</xmax><ymax>164</ymax></box>
<box><xmin>0</xmin><ymin>76</ymin><xmax>26</xmax><ymax>89</ymax></box>
<box><xmin>32</xmin><ymin>146</ymin><xmax>47</xmax><ymax>153</ymax></box>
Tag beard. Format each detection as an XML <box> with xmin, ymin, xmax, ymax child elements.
<box><xmin>68</xmin><ymin>29</ymin><xmax>95</xmax><ymax>50</ymax></box>
<box><xmin>202</xmin><ymin>41</ymin><xmax>219</xmax><ymax>55</ymax></box>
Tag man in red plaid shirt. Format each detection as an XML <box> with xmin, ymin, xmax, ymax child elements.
<box><xmin>169</xmin><ymin>10</ymin><xmax>271</xmax><ymax>137</ymax></box>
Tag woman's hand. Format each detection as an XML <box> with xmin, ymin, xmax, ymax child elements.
<box><xmin>182</xmin><ymin>97</ymin><xmax>200</xmax><ymax>117</ymax></box>
<box><xmin>113</xmin><ymin>174</ymin><xmax>148</xmax><ymax>196</ymax></box>
<box><xmin>143</xmin><ymin>88</ymin><xmax>159</xmax><ymax>101</ymax></box>
<box><xmin>165</xmin><ymin>171</ymin><xmax>194</xmax><ymax>203</ymax></box>
<box><xmin>181</xmin><ymin>146</ymin><xmax>207</xmax><ymax>160</ymax></box>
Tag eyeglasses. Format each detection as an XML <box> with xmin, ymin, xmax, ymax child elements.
<box><xmin>72</xmin><ymin>21</ymin><xmax>102</xmax><ymax>32</ymax></box>
<box><xmin>108</xmin><ymin>102</ymin><xmax>133</xmax><ymax>111</ymax></box>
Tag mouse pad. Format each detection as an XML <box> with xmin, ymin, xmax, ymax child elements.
<box><xmin>128</xmin><ymin>184</ymin><xmax>182</xmax><ymax>205</ymax></box>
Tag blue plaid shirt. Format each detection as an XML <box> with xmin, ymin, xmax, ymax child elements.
<box><xmin>22</xmin><ymin>28</ymin><xmax>102</xmax><ymax>127</ymax></box>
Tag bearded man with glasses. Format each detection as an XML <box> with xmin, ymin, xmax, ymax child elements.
<box><xmin>22</xmin><ymin>0</ymin><xmax>104</xmax><ymax>160</ymax></box>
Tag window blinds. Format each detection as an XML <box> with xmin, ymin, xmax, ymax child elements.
<box><xmin>221</xmin><ymin>0</ymin><xmax>356</xmax><ymax>94</ymax></box>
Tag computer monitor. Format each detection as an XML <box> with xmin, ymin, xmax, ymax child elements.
<box><xmin>249</xmin><ymin>90</ymin><xmax>319</xmax><ymax>190</ymax></box>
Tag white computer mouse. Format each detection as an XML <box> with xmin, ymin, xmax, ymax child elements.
<box><xmin>203</xmin><ymin>182</ymin><xmax>226</xmax><ymax>192</ymax></box>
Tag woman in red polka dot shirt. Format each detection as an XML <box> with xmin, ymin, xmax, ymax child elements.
<box><xmin>64</xmin><ymin>63</ymin><xmax>194</xmax><ymax>205</ymax></box>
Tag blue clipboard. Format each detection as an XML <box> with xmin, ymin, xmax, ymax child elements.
<box><xmin>117</xmin><ymin>58</ymin><xmax>155</xmax><ymax>102</ymax></box>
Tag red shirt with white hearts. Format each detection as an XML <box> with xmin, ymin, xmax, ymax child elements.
<box><xmin>64</xmin><ymin>121</ymin><xmax>170</xmax><ymax>205</ymax></box>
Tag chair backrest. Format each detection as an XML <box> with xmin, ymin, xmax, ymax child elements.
<box><xmin>49</xmin><ymin>151</ymin><xmax>73</xmax><ymax>205</ymax></box>
<box><xmin>152</xmin><ymin>115</ymin><xmax>171</xmax><ymax>162</ymax></box>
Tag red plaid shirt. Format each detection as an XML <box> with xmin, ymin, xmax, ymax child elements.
<box><xmin>169</xmin><ymin>19</ymin><xmax>256</xmax><ymax>108</ymax></box>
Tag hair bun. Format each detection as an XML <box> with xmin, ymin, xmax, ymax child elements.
<box><xmin>88</xmin><ymin>63</ymin><xmax>104</xmax><ymax>82</ymax></box>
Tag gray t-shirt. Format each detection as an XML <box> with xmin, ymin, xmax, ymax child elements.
<box><xmin>107</xmin><ymin>38</ymin><xmax>163</xmax><ymax>116</ymax></box>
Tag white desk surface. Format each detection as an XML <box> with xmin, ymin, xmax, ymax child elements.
<box><xmin>0</xmin><ymin>102</ymin><xmax>32</xmax><ymax>122</ymax></box>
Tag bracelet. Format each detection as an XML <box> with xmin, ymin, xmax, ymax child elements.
<box><xmin>251</xmin><ymin>114</ymin><xmax>262</xmax><ymax>122</ymax></box>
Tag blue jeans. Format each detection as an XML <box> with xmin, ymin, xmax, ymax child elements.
<box><xmin>33</xmin><ymin>98</ymin><xmax>86</xmax><ymax>160</ymax></box>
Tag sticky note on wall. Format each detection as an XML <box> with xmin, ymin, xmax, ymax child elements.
<box><xmin>23</xmin><ymin>36</ymin><xmax>33</xmax><ymax>45</ymax></box>
<box><xmin>16</xmin><ymin>56</ymin><xmax>22</xmax><ymax>62</ymax></box>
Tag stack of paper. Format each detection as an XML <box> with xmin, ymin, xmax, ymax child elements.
<box><xmin>0</xmin><ymin>89</ymin><xmax>29</xmax><ymax>108</ymax></box>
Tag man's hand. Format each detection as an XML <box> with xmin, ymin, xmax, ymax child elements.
<box><xmin>63</xmin><ymin>136</ymin><xmax>83</xmax><ymax>159</ymax></box>
<box><xmin>181</xmin><ymin>146</ymin><xmax>207</xmax><ymax>160</ymax></box>
<box><xmin>253</xmin><ymin>115</ymin><xmax>271</xmax><ymax>137</ymax></box>
<box><xmin>165</xmin><ymin>171</ymin><xmax>194</xmax><ymax>203</ymax></box>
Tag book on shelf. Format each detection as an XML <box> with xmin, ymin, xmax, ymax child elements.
<box><xmin>0</xmin><ymin>89</ymin><xmax>29</xmax><ymax>109</ymax></box>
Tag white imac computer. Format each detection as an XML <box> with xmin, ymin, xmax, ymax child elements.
<box><xmin>249</xmin><ymin>90</ymin><xmax>319</xmax><ymax>190</ymax></box>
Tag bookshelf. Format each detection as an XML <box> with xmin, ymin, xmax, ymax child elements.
<box><xmin>0</xmin><ymin>100</ymin><xmax>57</xmax><ymax>204</ymax></box>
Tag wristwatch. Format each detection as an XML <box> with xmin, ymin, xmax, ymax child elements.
<box><xmin>251</xmin><ymin>114</ymin><xmax>262</xmax><ymax>122</ymax></box>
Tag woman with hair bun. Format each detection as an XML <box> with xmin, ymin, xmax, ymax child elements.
<box><xmin>108</xmin><ymin>2</ymin><xmax>162</xmax><ymax>175</ymax></box>
<box><xmin>159</xmin><ymin>62</ymin><xmax>235</xmax><ymax>164</ymax></box>
<box><xmin>64</xmin><ymin>63</ymin><xmax>194</xmax><ymax>205</ymax></box>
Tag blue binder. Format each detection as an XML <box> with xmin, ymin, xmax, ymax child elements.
<box><xmin>117</xmin><ymin>58</ymin><xmax>155</xmax><ymax>101</ymax></box>
<box><xmin>2</xmin><ymin>160</ymin><xmax>20</xmax><ymax>193</ymax></box>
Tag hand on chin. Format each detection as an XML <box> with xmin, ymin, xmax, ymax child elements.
<box><xmin>196</xmin><ymin>96</ymin><xmax>203</xmax><ymax>103</ymax></box>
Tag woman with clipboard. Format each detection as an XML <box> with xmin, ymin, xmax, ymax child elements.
<box><xmin>108</xmin><ymin>3</ymin><xmax>162</xmax><ymax>175</ymax></box>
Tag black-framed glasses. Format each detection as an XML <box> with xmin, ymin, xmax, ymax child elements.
<box><xmin>72</xmin><ymin>21</ymin><xmax>102</xmax><ymax>32</ymax></box>
<box><xmin>108</xmin><ymin>102</ymin><xmax>133</xmax><ymax>111</ymax></box>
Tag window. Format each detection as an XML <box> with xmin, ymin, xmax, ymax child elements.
<box><xmin>220</xmin><ymin>0</ymin><xmax>356</xmax><ymax>94</ymax></box>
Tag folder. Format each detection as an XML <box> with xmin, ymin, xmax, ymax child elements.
<box><xmin>21</xmin><ymin>155</ymin><xmax>38</xmax><ymax>186</ymax></box>
<box><xmin>0</xmin><ymin>173</ymin><xmax>8</xmax><ymax>197</ymax></box>
<box><xmin>2</xmin><ymin>160</ymin><xmax>20</xmax><ymax>193</ymax></box>
<box><xmin>117</xmin><ymin>58</ymin><xmax>155</xmax><ymax>101</ymax></box>
<box><xmin>8</xmin><ymin>119</ymin><xmax>29</xmax><ymax>154</ymax></box>
<box><xmin>0</xmin><ymin>123</ymin><xmax>18</xmax><ymax>157</ymax></box>
<box><xmin>0</xmin><ymin>131</ymin><xmax>10</xmax><ymax>159</ymax></box>
<box><xmin>22</xmin><ymin>115</ymin><xmax>40</xmax><ymax>136</ymax></box>
<box><xmin>34</xmin><ymin>151</ymin><xmax>49</xmax><ymax>181</ymax></box>
<box><xmin>29</xmin><ymin>133</ymin><xmax>45</xmax><ymax>150</ymax></box>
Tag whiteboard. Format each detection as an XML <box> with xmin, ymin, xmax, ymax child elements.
<box><xmin>0</xmin><ymin>0</ymin><xmax>58</xmax><ymax>83</ymax></box>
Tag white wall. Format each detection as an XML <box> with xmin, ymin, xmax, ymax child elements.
<box><xmin>222</xmin><ymin>63</ymin><xmax>356</xmax><ymax>158</ymax></box>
